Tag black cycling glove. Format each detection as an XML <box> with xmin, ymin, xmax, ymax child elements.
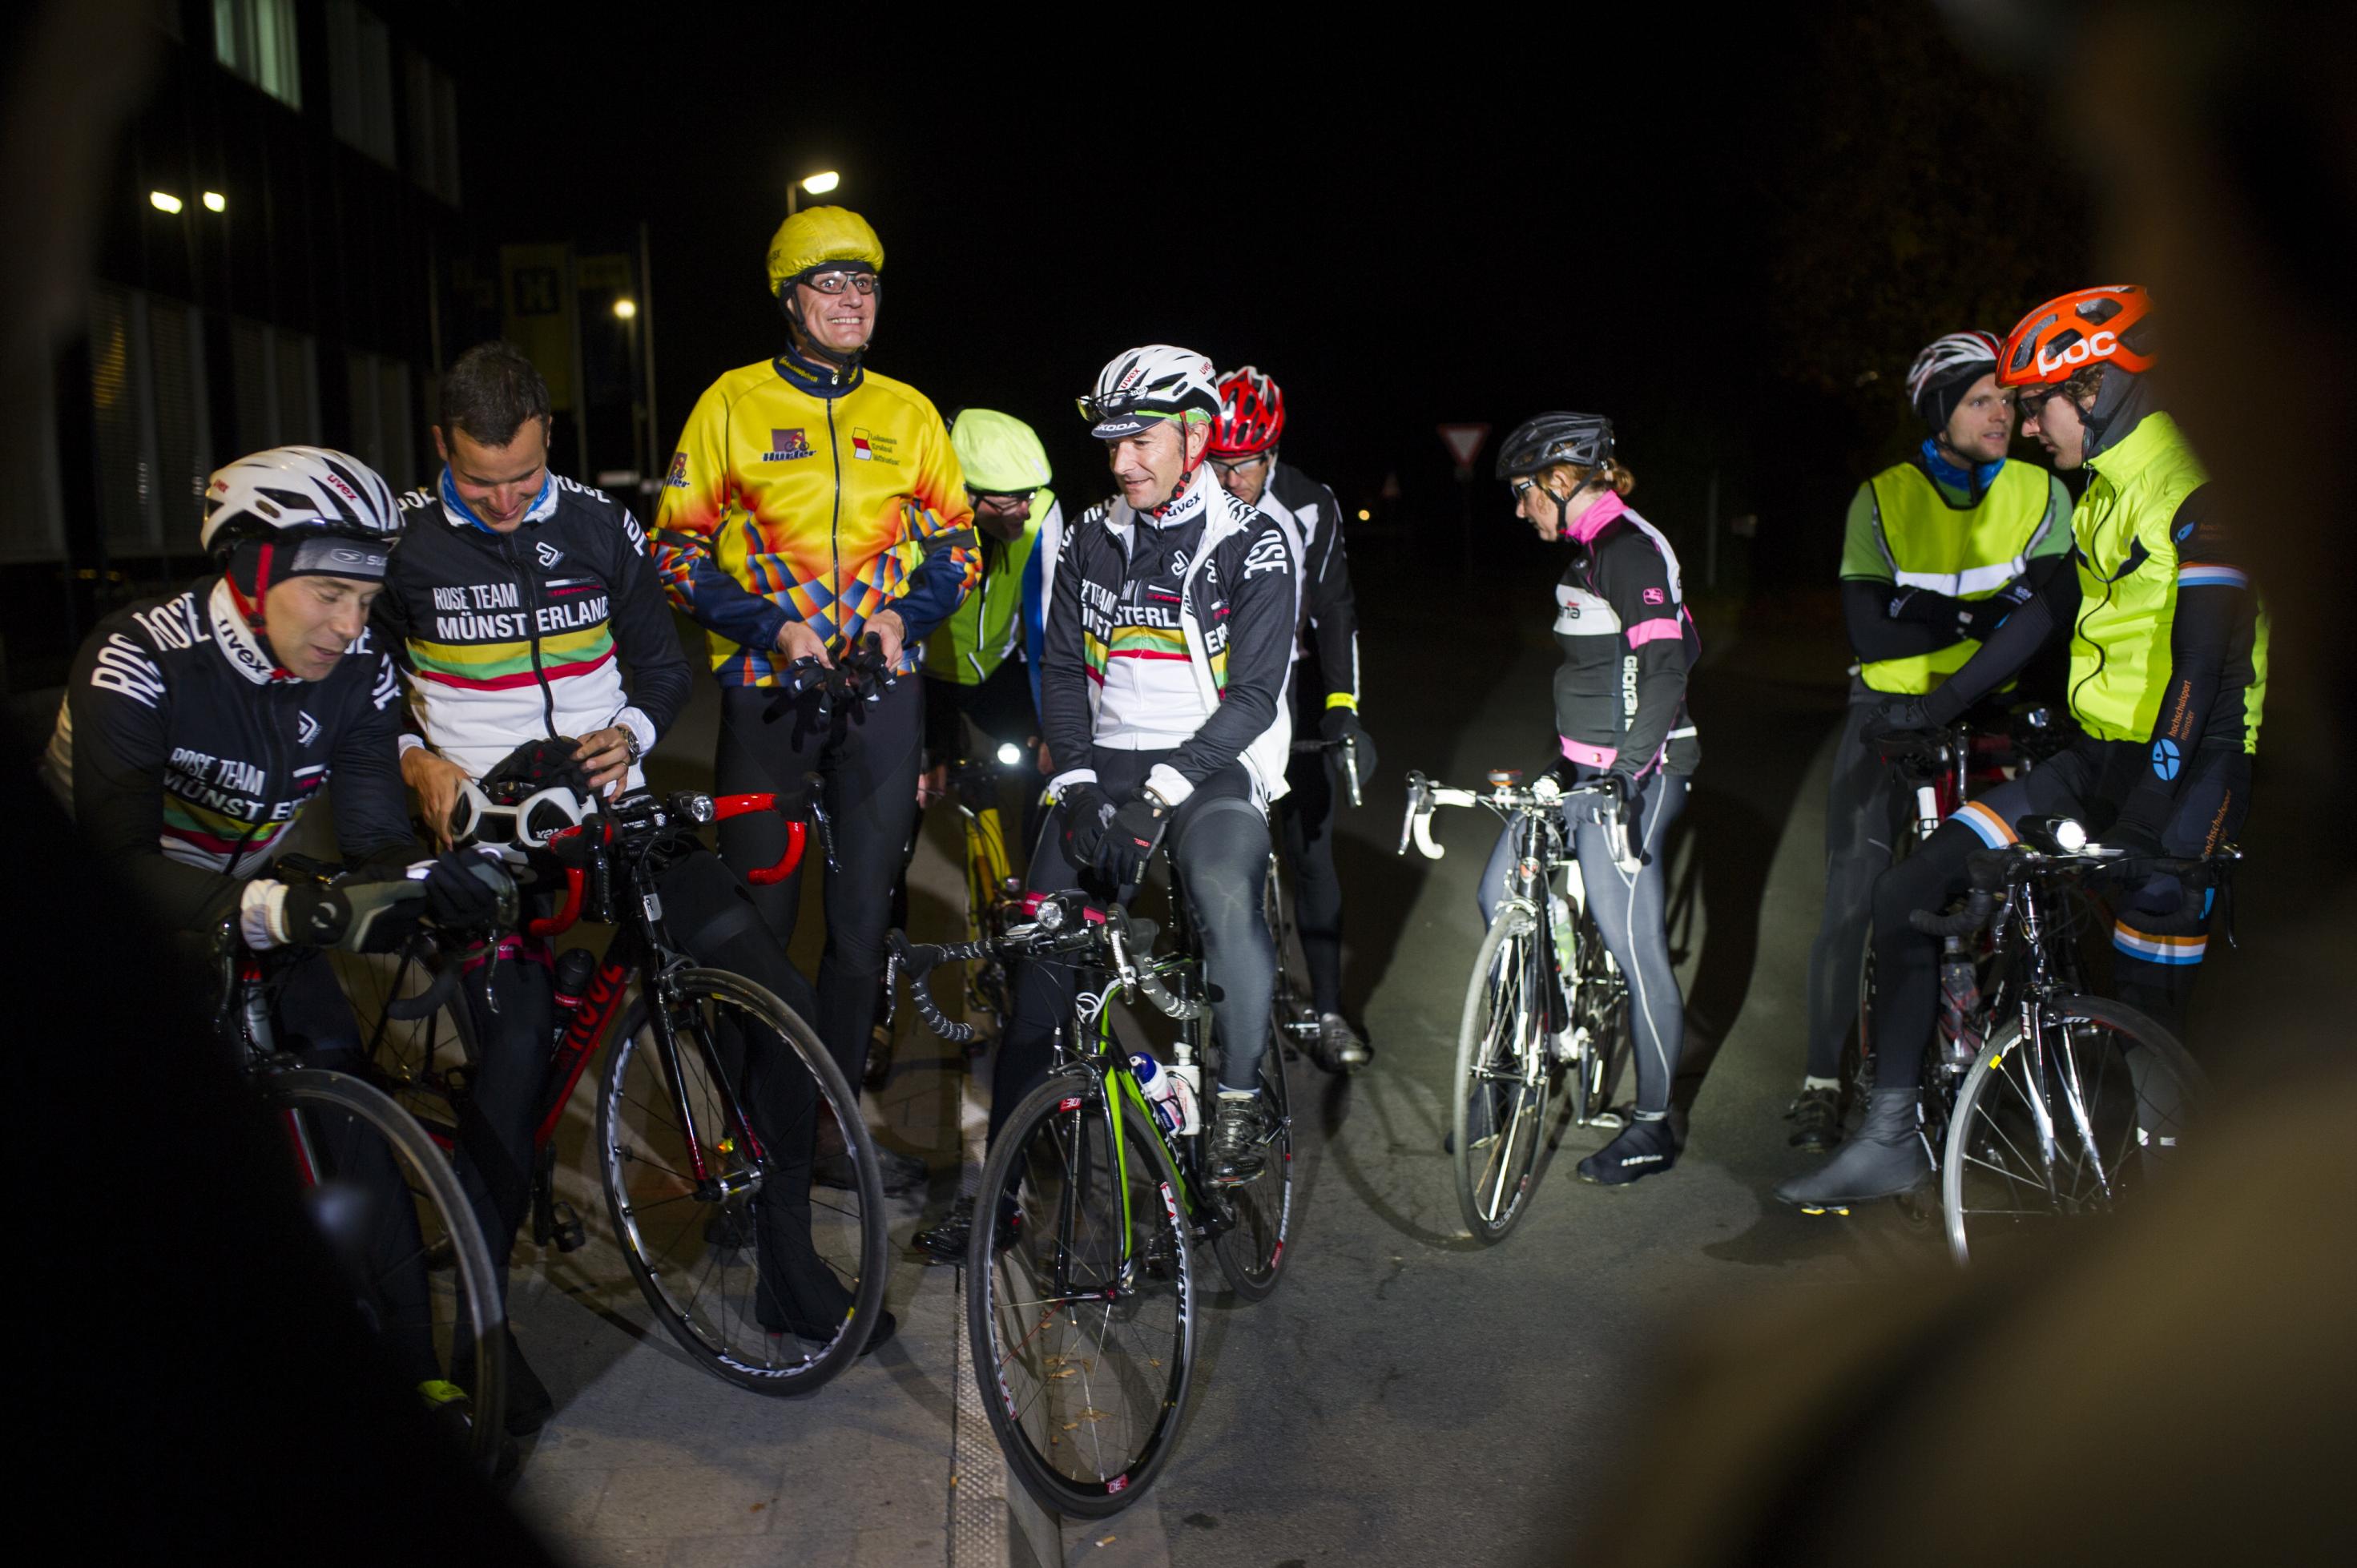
<box><xmin>1319</xmin><ymin>709</ymin><xmax>1379</xmax><ymax>794</ymax></box>
<box><xmin>278</xmin><ymin>881</ymin><xmax>354</xmax><ymax>946</ymax></box>
<box><xmin>424</xmin><ymin>850</ymin><xmax>509</xmax><ymax>932</ymax></box>
<box><xmin>1058</xmin><ymin>783</ymin><xmax>1117</xmax><ymax>871</ymax></box>
<box><xmin>1887</xmin><ymin>586</ymin><xmax>1964</xmax><ymax>629</ymax></box>
<box><xmin>1095</xmin><ymin>796</ymin><xmax>1169</xmax><ymax>887</ymax></box>
<box><xmin>1959</xmin><ymin>578</ymin><xmax>2037</xmax><ymax>643</ymax></box>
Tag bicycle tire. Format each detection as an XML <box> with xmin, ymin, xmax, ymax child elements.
<box><xmin>1452</xmin><ymin>902</ymin><xmax>1551</xmax><ymax>1243</ymax></box>
<box><xmin>598</xmin><ymin>968</ymin><xmax>888</xmax><ymax>1395</ymax></box>
<box><xmin>1261</xmin><ymin>850</ymin><xmax>1315</xmax><ymax>1058</ymax></box>
<box><xmin>334</xmin><ymin>942</ymin><xmax>473</xmax><ymax>1119</ymax></box>
<box><xmin>969</xmin><ymin>1072</ymin><xmax>1195</xmax><ymax>1518</ymax></box>
<box><xmin>263</xmin><ymin>1066</ymin><xmax>508</xmax><ymax>1472</ymax></box>
<box><xmin>1941</xmin><ymin>994</ymin><xmax>2204</xmax><ymax>1268</ymax></box>
<box><xmin>1207</xmin><ymin>1002</ymin><xmax>1296</xmax><ymax>1301</ymax></box>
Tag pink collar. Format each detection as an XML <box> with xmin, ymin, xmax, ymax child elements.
<box><xmin>1565</xmin><ymin>489</ymin><xmax>1626</xmax><ymax>545</ymax></box>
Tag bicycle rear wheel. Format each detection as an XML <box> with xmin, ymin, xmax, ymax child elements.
<box><xmin>264</xmin><ymin>1066</ymin><xmax>507</xmax><ymax>1472</ymax></box>
<box><xmin>1453</xmin><ymin>902</ymin><xmax>1551</xmax><ymax>1243</ymax></box>
<box><xmin>1262</xmin><ymin>850</ymin><xmax>1315</xmax><ymax>1059</ymax></box>
<box><xmin>1207</xmin><ymin>1005</ymin><xmax>1295</xmax><ymax>1300</ymax></box>
<box><xmin>1941</xmin><ymin>995</ymin><xmax>2204</xmax><ymax>1268</ymax></box>
<box><xmin>969</xmin><ymin>1073</ymin><xmax>1195</xmax><ymax>1519</ymax></box>
<box><xmin>598</xmin><ymin>969</ymin><xmax>887</xmax><ymax>1394</ymax></box>
<box><xmin>1569</xmin><ymin>903</ymin><xmax>1630</xmax><ymax>1125</ymax></box>
<box><xmin>334</xmin><ymin>941</ymin><xmax>472</xmax><ymax>1114</ymax></box>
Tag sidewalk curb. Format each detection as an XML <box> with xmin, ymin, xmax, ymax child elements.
<box><xmin>949</xmin><ymin>1261</ymin><xmax>1061</xmax><ymax>1568</ymax></box>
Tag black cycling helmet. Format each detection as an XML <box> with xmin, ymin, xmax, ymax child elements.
<box><xmin>1495</xmin><ymin>413</ymin><xmax>1614</xmax><ymax>482</ymax></box>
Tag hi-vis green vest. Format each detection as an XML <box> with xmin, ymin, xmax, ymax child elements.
<box><xmin>2069</xmin><ymin>413</ymin><xmax>2266</xmax><ymax>748</ymax></box>
<box><xmin>923</xmin><ymin>490</ymin><xmax>1048</xmax><ymax>686</ymax></box>
<box><xmin>1859</xmin><ymin>461</ymin><xmax>2056</xmax><ymax>695</ymax></box>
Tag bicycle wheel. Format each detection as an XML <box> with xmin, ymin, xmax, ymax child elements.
<box><xmin>969</xmin><ymin>1072</ymin><xmax>1195</xmax><ymax>1519</ymax></box>
<box><xmin>1452</xmin><ymin>901</ymin><xmax>1551</xmax><ymax>1243</ymax></box>
<box><xmin>333</xmin><ymin>941</ymin><xmax>471</xmax><ymax>1115</ymax></box>
<box><xmin>1206</xmin><ymin>1002</ymin><xmax>1295</xmax><ymax>1301</ymax></box>
<box><xmin>263</xmin><ymin>1066</ymin><xmax>507</xmax><ymax>1472</ymax></box>
<box><xmin>598</xmin><ymin>968</ymin><xmax>888</xmax><ymax>1394</ymax></box>
<box><xmin>1569</xmin><ymin>903</ymin><xmax>1631</xmax><ymax>1125</ymax></box>
<box><xmin>1941</xmin><ymin>994</ymin><xmax>2204</xmax><ymax>1268</ymax></box>
<box><xmin>1262</xmin><ymin>850</ymin><xmax>1315</xmax><ymax>1058</ymax></box>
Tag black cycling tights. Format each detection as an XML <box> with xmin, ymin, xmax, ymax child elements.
<box><xmin>1280</xmin><ymin>744</ymin><xmax>1348</xmax><ymax>1017</ymax></box>
<box><xmin>993</xmin><ymin>752</ymin><xmax>1275</xmax><ymax>1141</ymax></box>
<box><xmin>716</xmin><ymin>675</ymin><xmax>922</xmax><ymax>1089</ymax></box>
<box><xmin>1476</xmin><ymin>768</ymin><xmax>1690</xmax><ymax>1119</ymax></box>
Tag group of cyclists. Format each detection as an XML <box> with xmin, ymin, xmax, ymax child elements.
<box><xmin>39</xmin><ymin>178</ymin><xmax>2261</xmax><ymax>1454</ymax></box>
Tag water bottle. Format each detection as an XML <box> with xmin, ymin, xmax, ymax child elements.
<box><xmin>1937</xmin><ymin>937</ymin><xmax>1983</xmax><ymax>1066</ymax></box>
<box><xmin>1130</xmin><ymin>1052</ymin><xmax>1189</xmax><ymax>1139</ymax></box>
<box><xmin>551</xmin><ymin>947</ymin><xmax>597</xmax><ymax>1046</ymax></box>
<box><xmin>1548</xmin><ymin>893</ymin><xmax>1577</xmax><ymax>975</ymax></box>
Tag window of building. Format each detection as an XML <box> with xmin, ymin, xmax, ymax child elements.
<box><xmin>326</xmin><ymin>1</ymin><xmax>396</xmax><ymax>166</ymax></box>
<box><xmin>89</xmin><ymin>285</ymin><xmax>215</xmax><ymax>554</ymax></box>
<box><xmin>342</xmin><ymin>349</ymin><xmax>417</xmax><ymax>487</ymax></box>
<box><xmin>214</xmin><ymin>0</ymin><xmax>301</xmax><ymax>110</ymax></box>
<box><xmin>229</xmin><ymin>317</ymin><xmax>323</xmax><ymax>455</ymax></box>
<box><xmin>404</xmin><ymin>50</ymin><xmax>462</xmax><ymax>206</ymax></box>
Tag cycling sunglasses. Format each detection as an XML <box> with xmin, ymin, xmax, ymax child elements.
<box><xmin>447</xmin><ymin>780</ymin><xmax>595</xmax><ymax>848</ymax></box>
<box><xmin>965</xmin><ymin>484</ymin><xmax>1040</xmax><ymax>506</ymax></box>
<box><xmin>1207</xmin><ymin>453</ymin><xmax>1272</xmax><ymax>477</ymax></box>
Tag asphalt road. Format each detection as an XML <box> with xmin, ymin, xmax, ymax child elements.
<box><xmin>1125</xmin><ymin>569</ymin><xmax>1964</xmax><ymax>1568</ymax></box>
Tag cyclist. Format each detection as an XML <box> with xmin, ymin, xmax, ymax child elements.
<box><xmin>1792</xmin><ymin>332</ymin><xmax>2073</xmax><ymax>1152</ymax></box>
<box><xmin>917</xmin><ymin>407</ymin><xmax>1060</xmax><ymax>851</ymax></box>
<box><xmin>1477</xmin><ymin>413</ymin><xmax>1701</xmax><ymax>1186</ymax></box>
<box><xmin>375</xmin><ymin>342</ymin><xmax>892</xmax><ymax>1367</ymax></box>
<box><xmin>1207</xmin><ymin>365</ymin><xmax>1376</xmax><ymax>1074</ymax></box>
<box><xmin>1779</xmin><ymin>284</ymin><xmax>2266</xmax><ymax>1209</ymax></box>
<box><xmin>992</xmin><ymin>345</ymin><xmax>1299</xmax><ymax>1204</ymax></box>
<box><xmin>655</xmin><ymin>205</ymin><xmax>977</xmax><ymax>1198</ymax></box>
<box><xmin>38</xmin><ymin>445</ymin><xmax>506</xmax><ymax>1417</ymax></box>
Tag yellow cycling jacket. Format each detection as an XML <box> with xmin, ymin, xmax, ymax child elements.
<box><xmin>655</xmin><ymin>355</ymin><xmax>977</xmax><ymax>685</ymax></box>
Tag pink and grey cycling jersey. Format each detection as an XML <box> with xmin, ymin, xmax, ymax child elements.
<box><xmin>1549</xmin><ymin>493</ymin><xmax>1701</xmax><ymax>776</ymax></box>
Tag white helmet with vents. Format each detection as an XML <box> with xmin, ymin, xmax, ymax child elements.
<box><xmin>1904</xmin><ymin>332</ymin><xmax>2002</xmax><ymax>429</ymax></box>
<box><xmin>200</xmin><ymin>445</ymin><xmax>402</xmax><ymax>565</ymax></box>
<box><xmin>1078</xmin><ymin>345</ymin><xmax>1220</xmax><ymax>439</ymax></box>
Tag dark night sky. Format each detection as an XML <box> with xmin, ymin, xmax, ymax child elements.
<box><xmin>461</xmin><ymin>10</ymin><xmax>2085</xmax><ymax>581</ymax></box>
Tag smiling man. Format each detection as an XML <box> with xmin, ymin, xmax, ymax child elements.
<box><xmin>1789</xmin><ymin>330</ymin><xmax>2073</xmax><ymax>1155</ymax></box>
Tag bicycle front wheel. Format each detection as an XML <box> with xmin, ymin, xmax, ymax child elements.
<box><xmin>1207</xmin><ymin>1003</ymin><xmax>1296</xmax><ymax>1301</ymax></box>
<box><xmin>969</xmin><ymin>1073</ymin><xmax>1195</xmax><ymax>1519</ymax></box>
<box><xmin>598</xmin><ymin>969</ymin><xmax>888</xmax><ymax>1395</ymax></box>
<box><xmin>1941</xmin><ymin>994</ymin><xmax>2204</xmax><ymax>1268</ymax></box>
<box><xmin>1453</xmin><ymin>902</ymin><xmax>1551</xmax><ymax>1243</ymax></box>
<box><xmin>263</xmin><ymin>1066</ymin><xmax>507</xmax><ymax>1473</ymax></box>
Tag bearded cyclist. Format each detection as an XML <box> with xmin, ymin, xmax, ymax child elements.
<box><xmin>38</xmin><ymin>445</ymin><xmax>509</xmax><ymax>1417</ymax></box>
<box><xmin>1779</xmin><ymin>285</ymin><xmax>2267</xmax><ymax>1210</ymax></box>
<box><xmin>655</xmin><ymin>206</ymin><xmax>978</xmax><ymax>1198</ymax></box>
<box><xmin>1791</xmin><ymin>332</ymin><xmax>2073</xmax><ymax>1153</ymax></box>
<box><xmin>1207</xmin><ymin>365</ymin><xmax>1375</xmax><ymax>1074</ymax></box>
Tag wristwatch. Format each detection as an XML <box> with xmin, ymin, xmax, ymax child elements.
<box><xmin>622</xmin><ymin>728</ymin><xmax>644</xmax><ymax>766</ymax></box>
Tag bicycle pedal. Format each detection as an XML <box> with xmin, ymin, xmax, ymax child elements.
<box><xmin>550</xmin><ymin>1202</ymin><xmax>586</xmax><ymax>1253</ymax></box>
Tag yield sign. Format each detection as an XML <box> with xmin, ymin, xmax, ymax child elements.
<box><xmin>1438</xmin><ymin>423</ymin><xmax>1489</xmax><ymax>473</ymax></box>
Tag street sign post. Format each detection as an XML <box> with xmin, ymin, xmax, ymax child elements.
<box><xmin>1439</xmin><ymin>424</ymin><xmax>1491</xmax><ymax>582</ymax></box>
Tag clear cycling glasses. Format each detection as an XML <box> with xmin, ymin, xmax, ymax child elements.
<box><xmin>1207</xmin><ymin>453</ymin><xmax>1272</xmax><ymax>478</ymax></box>
<box><xmin>446</xmin><ymin>780</ymin><xmax>594</xmax><ymax>848</ymax></box>
<box><xmin>802</xmin><ymin>270</ymin><xmax>879</xmax><ymax>296</ymax></box>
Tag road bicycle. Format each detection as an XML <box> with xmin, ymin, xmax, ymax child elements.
<box><xmin>885</xmin><ymin>869</ymin><xmax>1296</xmax><ymax>1517</ymax></box>
<box><xmin>1919</xmin><ymin>815</ymin><xmax>2230</xmax><ymax>1267</ymax></box>
<box><xmin>1400</xmin><ymin>768</ymin><xmax>1637</xmax><ymax>1244</ymax></box>
<box><xmin>343</xmin><ymin>784</ymin><xmax>889</xmax><ymax>1394</ymax></box>
<box><xmin>216</xmin><ymin>879</ymin><xmax>509</xmax><ymax>1472</ymax></box>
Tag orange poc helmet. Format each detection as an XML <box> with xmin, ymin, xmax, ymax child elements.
<box><xmin>1996</xmin><ymin>284</ymin><xmax>2155</xmax><ymax>389</ymax></box>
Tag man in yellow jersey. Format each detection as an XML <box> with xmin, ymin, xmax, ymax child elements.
<box><xmin>1780</xmin><ymin>286</ymin><xmax>2266</xmax><ymax>1210</ymax></box>
<box><xmin>1791</xmin><ymin>331</ymin><xmax>2072</xmax><ymax>1152</ymax></box>
<box><xmin>655</xmin><ymin>206</ymin><xmax>977</xmax><ymax>1194</ymax></box>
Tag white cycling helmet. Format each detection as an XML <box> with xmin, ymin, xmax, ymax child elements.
<box><xmin>201</xmin><ymin>445</ymin><xmax>403</xmax><ymax>570</ymax></box>
<box><xmin>1904</xmin><ymin>331</ymin><xmax>2002</xmax><ymax>430</ymax></box>
<box><xmin>1078</xmin><ymin>345</ymin><xmax>1220</xmax><ymax>439</ymax></box>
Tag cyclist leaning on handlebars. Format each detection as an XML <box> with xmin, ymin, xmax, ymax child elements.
<box><xmin>1005</xmin><ymin>345</ymin><xmax>1299</xmax><ymax>1188</ymax></box>
<box><xmin>1477</xmin><ymin>413</ymin><xmax>1702</xmax><ymax>1187</ymax></box>
<box><xmin>37</xmin><ymin>445</ymin><xmax>512</xmax><ymax>1405</ymax></box>
<box><xmin>1794</xmin><ymin>330</ymin><xmax>2074</xmax><ymax>1153</ymax></box>
<box><xmin>1207</xmin><ymin>365</ymin><xmax>1376</xmax><ymax>1074</ymax></box>
<box><xmin>654</xmin><ymin>206</ymin><xmax>979</xmax><ymax>1199</ymax></box>
<box><xmin>1779</xmin><ymin>285</ymin><xmax>2270</xmax><ymax>1211</ymax></box>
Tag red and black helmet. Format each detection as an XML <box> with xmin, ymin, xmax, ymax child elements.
<box><xmin>1208</xmin><ymin>365</ymin><xmax>1286</xmax><ymax>458</ymax></box>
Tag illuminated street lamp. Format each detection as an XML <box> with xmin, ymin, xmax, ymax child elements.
<box><xmin>786</xmin><ymin>169</ymin><xmax>841</xmax><ymax>216</ymax></box>
<box><xmin>202</xmin><ymin>191</ymin><xmax>227</xmax><ymax>212</ymax></box>
<box><xmin>149</xmin><ymin>191</ymin><xmax>183</xmax><ymax>213</ymax></box>
<box><xmin>612</xmin><ymin>297</ymin><xmax>638</xmax><ymax>320</ymax></box>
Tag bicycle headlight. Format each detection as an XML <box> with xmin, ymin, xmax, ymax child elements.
<box><xmin>1035</xmin><ymin>898</ymin><xmax>1066</xmax><ymax>933</ymax></box>
<box><xmin>2052</xmin><ymin>816</ymin><xmax>2088</xmax><ymax>853</ymax></box>
<box><xmin>996</xmin><ymin>741</ymin><xmax>1022</xmax><ymax>768</ymax></box>
<box><xmin>685</xmin><ymin>794</ymin><xmax>717</xmax><ymax>824</ymax></box>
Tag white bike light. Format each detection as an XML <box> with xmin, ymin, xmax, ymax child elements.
<box><xmin>997</xmin><ymin>741</ymin><xmax>1021</xmax><ymax>767</ymax></box>
<box><xmin>1035</xmin><ymin>899</ymin><xmax>1066</xmax><ymax>932</ymax></box>
<box><xmin>2053</xmin><ymin>816</ymin><xmax>2089</xmax><ymax>853</ymax></box>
